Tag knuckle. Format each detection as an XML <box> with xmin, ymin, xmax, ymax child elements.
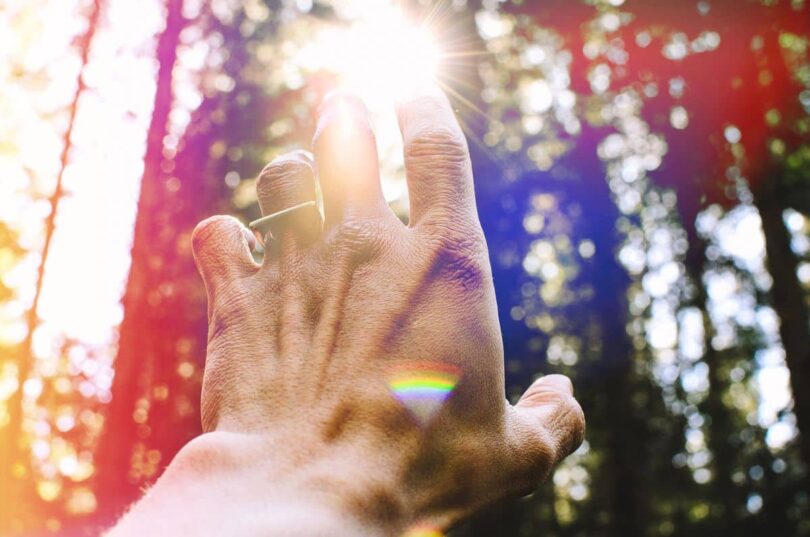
<box><xmin>257</xmin><ymin>158</ymin><xmax>311</xmax><ymax>199</ymax></box>
<box><xmin>426</xmin><ymin>226</ymin><xmax>490</xmax><ymax>292</ymax></box>
<box><xmin>531</xmin><ymin>430</ymin><xmax>558</xmax><ymax>472</ymax></box>
<box><xmin>405</xmin><ymin>126</ymin><xmax>469</xmax><ymax>168</ymax></box>
<box><xmin>561</xmin><ymin>397</ymin><xmax>586</xmax><ymax>455</ymax></box>
<box><xmin>329</xmin><ymin>217</ymin><xmax>390</xmax><ymax>260</ymax></box>
<box><xmin>543</xmin><ymin>394</ymin><xmax>586</xmax><ymax>460</ymax></box>
<box><xmin>509</xmin><ymin>423</ymin><xmax>556</xmax><ymax>486</ymax></box>
<box><xmin>506</xmin><ymin>394</ymin><xmax>586</xmax><ymax>487</ymax></box>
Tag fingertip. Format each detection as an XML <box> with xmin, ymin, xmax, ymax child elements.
<box><xmin>314</xmin><ymin>91</ymin><xmax>373</xmax><ymax>144</ymax></box>
<box><xmin>395</xmin><ymin>81</ymin><xmax>448</xmax><ymax>112</ymax></box>
<box><xmin>267</xmin><ymin>149</ymin><xmax>314</xmax><ymax>168</ymax></box>
<box><xmin>318</xmin><ymin>89</ymin><xmax>368</xmax><ymax>116</ymax></box>
<box><xmin>191</xmin><ymin>215</ymin><xmax>240</xmax><ymax>255</ymax></box>
<box><xmin>292</xmin><ymin>149</ymin><xmax>315</xmax><ymax>165</ymax></box>
<box><xmin>191</xmin><ymin>215</ymin><xmax>259</xmax><ymax>292</ymax></box>
<box><xmin>192</xmin><ymin>215</ymin><xmax>255</xmax><ymax>256</ymax></box>
<box><xmin>530</xmin><ymin>374</ymin><xmax>574</xmax><ymax>395</ymax></box>
<box><xmin>256</xmin><ymin>151</ymin><xmax>318</xmax><ymax>222</ymax></box>
<box><xmin>515</xmin><ymin>374</ymin><xmax>575</xmax><ymax>410</ymax></box>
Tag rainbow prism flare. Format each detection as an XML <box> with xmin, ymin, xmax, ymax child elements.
<box><xmin>387</xmin><ymin>362</ymin><xmax>461</xmax><ymax>426</ymax></box>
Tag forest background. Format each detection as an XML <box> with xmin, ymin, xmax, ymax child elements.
<box><xmin>1</xmin><ymin>0</ymin><xmax>810</xmax><ymax>535</ymax></box>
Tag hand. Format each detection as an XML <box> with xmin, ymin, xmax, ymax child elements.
<box><xmin>113</xmin><ymin>86</ymin><xmax>585</xmax><ymax>536</ymax></box>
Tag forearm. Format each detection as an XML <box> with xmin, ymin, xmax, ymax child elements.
<box><xmin>107</xmin><ymin>432</ymin><xmax>393</xmax><ymax>537</ymax></box>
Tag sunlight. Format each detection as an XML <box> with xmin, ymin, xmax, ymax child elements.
<box><xmin>298</xmin><ymin>3</ymin><xmax>441</xmax><ymax>107</ymax></box>
<box><xmin>282</xmin><ymin>1</ymin><xmax>445</xmax><ymax>214</ymax></box>
<box><xmin>4</xmin><ymin>0</ymin><xmax>810</xmax><ymax>532</ymax></box>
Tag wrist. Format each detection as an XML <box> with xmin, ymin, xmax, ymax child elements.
<box><xmin>112</xmin><ymin>431</ymin><xmax>407</xmax><ymax>536</ymax></box>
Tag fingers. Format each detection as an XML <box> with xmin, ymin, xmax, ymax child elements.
<box><xmin>508</xmin><ymin>374</ymin><xmax>586</xmax><ymax>482</ymax></box>
<box><xmin>256</xmin><ymin>150</ymin><xmax>322</xmax><ymax>254</ymax></box>
<box><xmin>396</xmin><ymin>84</ymin><xmax>477</xmax><ymax>226</ymax></box>
<box><xmin>191</xmin><ymin>215</ymin><xmax>259</xmax><ymax>298</ymax></box>
<box><xmin>312</xmin><ymin>92</ymin><xmax>388</xmax><ymax>228</ymax></box>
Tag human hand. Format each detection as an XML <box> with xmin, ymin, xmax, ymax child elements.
<box><xmin>121</xmin><ymin>86</ymin><xmax>585</xmax><ymax>536</ymax></box>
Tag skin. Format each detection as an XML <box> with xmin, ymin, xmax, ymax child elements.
<box><xmin>109</xmin><ymin>85</ymin><xmax>585</xmax><ymax>536</ymax></box>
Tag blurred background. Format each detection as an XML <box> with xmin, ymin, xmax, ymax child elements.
<box><xmin>1</xmin><ymin>0</ymin><xmax>809</xmax><ymax>535</ymax></box>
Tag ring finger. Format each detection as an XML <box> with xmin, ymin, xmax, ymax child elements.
<box><xmin>254</xmin><ymin>150</ymin><xmax>322</xmax><ymax>260</ymax></box>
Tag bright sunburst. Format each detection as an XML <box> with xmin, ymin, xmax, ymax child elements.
<box><xmin>296</xmin><ymin>2</ymin><xmax>441</xmax><ymax>107</ymax></box>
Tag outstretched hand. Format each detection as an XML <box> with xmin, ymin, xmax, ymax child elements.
<box><xmin>112</xmin><ymin>85</ymin><xmax>585</xmax><ymax>536</ymax></box>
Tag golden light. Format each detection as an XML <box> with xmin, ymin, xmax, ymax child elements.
<box><xmin>297</xmin><ymin>3</ymin><xmax>442</xmax><ymax>107</ymax></box>
<box><xmin>284</xmin><ymin>2</ymin><xmax>445</xmax><ymax>215</ymax></box>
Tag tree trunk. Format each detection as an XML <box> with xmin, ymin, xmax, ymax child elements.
<box><xmin>754</xmin><ymin>177</ymin><xmax>810</xmax><ymax>474</ymax></box>
<box><xmin>94</xmin><ymin>0</ymin><xmax>187</xmax><ymax>523</ymax></box>
<box><xmin>597</xmin><ymin>271</ymin><xmax>644</xmax><ymax>537</ymax></box>
<box><xmin>688</xmin><ymin>249</ymin><xmax>746</xmax><ymax>530</ymax></box>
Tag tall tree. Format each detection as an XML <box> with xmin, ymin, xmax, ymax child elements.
<box><xmin>95</xmin><ymin>0</ymin><xmax>289</xmax><ymax>522</ymax></box>
<box><xmin>94</xmin><ymin>0</ymin><xmax>187</xmax><ymax>520</ymax></box>
<box><xmin>747</xmin><ymin>32</ymin><xmax>810</xmax><ymax>476</ymax></box>
<box><xmin>0</xmin><ymin>0</ymin><xmax>102</xmax><ymax>531</ymax></box>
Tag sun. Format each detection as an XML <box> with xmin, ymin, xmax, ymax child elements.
<box><xmin>288</xmin><ymin>2</ymin><xmax>446</xmax><ymax>213</ymax></box>
<box><xmin>297</xmin><ymin>3</ymin><xmax>441</xmax><ymax>107</ymax></box>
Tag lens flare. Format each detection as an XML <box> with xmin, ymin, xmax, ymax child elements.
<box><xmin>388</xmin><ymin>362</ymin><xmax>460</xmax><ymax>426</ymax></box>
<box><xmin>296</xmin><ymin>3</ymin><xmax>441</xmax><ymax>106</ymax></box>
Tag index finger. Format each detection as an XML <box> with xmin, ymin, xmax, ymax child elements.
<box><xmin>396</xmin><ymin>84</ymin><xmax>477</xmax><ymax>227</ymax></box>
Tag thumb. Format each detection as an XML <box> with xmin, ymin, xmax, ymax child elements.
<box><xmin>508</xmin><ymin>375</ymin><xmax>586</xmax><ymax>483</ymax></box>
<box><xmin>191</xmin><ymin>215</ymin><xmax>259</xmax><ymax>298</ymax></box>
